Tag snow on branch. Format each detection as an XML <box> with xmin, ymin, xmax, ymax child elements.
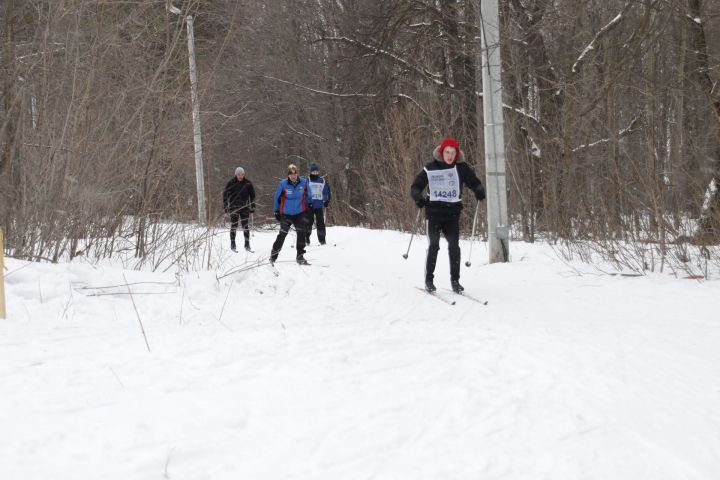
<box><xmin>261</xmin><ymin>75</ymin><xmax>376</xmax><ymax>98</ymax></box>
<box><xmin>320</xmin><ymin>36</ymin><xmax>445</xmax><ymax>86</ymax></box>
<box><xmin>395</xmin><ymin>93</ymin><xmax>432</xmax><ymax>121</ymax></box>
<box><xmin>701</xmin><ymin>178</ymin><xmax>718</xmax><ymax>213</ymax></box>
<box><xmin>572</xmin><ymin>3</ymin><xmax>633</xmax><ymax>75</ymax></box>
<box><xmin>695</xmin><ymin>177</ymin><xmax>719</xmax><ymax>237</ymax></box>
<box><xmin>407</xmin><ymin>22</ymin><xmax>433</xmax><ymax>28</ymax></box>
<box><xmin>260</xmin><ymin>76</ymin><xmax>440</xmax><ymax>130</ymax></box>
<box><xmin>286</xmin><ymin>123</ymin><xmax>326</xmax><ymax>141</ymax></box>
<box><xmin>686</xmin><ymin>13</ymin><xmax>702</xmax><ymax>26</ymax></box>
<box><xmin>572</xmin><ymin>115</ymin><xmax>641</xmax><ymax>152</ymax></box>
<box><xmin>474</xmin><ymin>90</ymin><xmax>547</xmax><ymax>134</ymax></box>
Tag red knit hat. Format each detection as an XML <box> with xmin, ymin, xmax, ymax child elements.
<box><xmin>439</xmin><ymin>137</ymin><xmax>460</xmax><ymax>160</ymax></box>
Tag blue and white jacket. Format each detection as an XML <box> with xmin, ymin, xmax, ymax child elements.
<box><xmin>274</xmin><ymin>177</ymin><xmax>312</xmax><ymax>216</ymax></box>
<box><xmin>307</xmin><ymin>175</ymin><xmax>331</xmax><ymax>209</ymax></box>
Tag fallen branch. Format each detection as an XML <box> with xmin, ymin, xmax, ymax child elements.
<box><xmin>124</xmin><ymin>273</ymin><xmax>151</xmax><ymax>352</ymax></box>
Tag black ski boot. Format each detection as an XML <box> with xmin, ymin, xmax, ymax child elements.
<box><xmin>230</xmin><ymin>242</ymin><xmax>237</xmax><ymax>252</ymax></box>
<box><xmin>244</xmin><ymin>242</ymin><xmax>252</xmax><ymax>252</ymax></box>
<box><xmin>425</xmin><ymin>279</ymin><xmax>437</xmax><ymax>293</ymax></box>
<box><xmin>451</xmin><ymin>280</ymin><xmax>464</xmax><ymax>293</ymax></box>
<box><xmin>297</xmin><ymin>256</ymin><xmax>309</xmax><ymax>265</ymax></box>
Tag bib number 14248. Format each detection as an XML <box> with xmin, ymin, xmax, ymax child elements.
<box><xmin>432</xmin><ymin>189</ymin><xmax>457</xmax><ymax>199</ymax></box>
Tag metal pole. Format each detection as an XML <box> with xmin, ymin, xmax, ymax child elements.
<box><xmin>186</xmin><ymin>15</ymin><xmax>207</xmax><ymax>224</ymax></box>
<box><xmin>478</xmin><ymin>0</ymin><xmax>509</xmax><ymax>263</ymax></box>
<box><xmin>465</xmin><ymin>201</ymin><xmax>480</xmax><ymax>267</ymax></box>
<box><xmin>402</xmin><ymin>209</ymin><xmax>423</xmax><ymax>259</ymax></box>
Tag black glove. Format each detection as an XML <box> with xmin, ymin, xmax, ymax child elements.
<box><xmin>475</xmin><ymin>185</ymin><xmax>486</xmax><ymax>202</ymax></box>
<box><xmin>323</xmin><ymin>201</ymin><xmax>329</xmax><ymax>208</ymax></box>
<box><xmin>249</xmin><ymin>205</ymin><xmax>255</xmax><ymax>214</ymax></box>
<box><xmin>415</xmin><ymin>197</ymin><xmax>427</xmax><ymax>208</ymax></box>
<box><xmin>274</xmin><ymin>211</ymin><xmax>281</xmax><ymax>221</ymax></box>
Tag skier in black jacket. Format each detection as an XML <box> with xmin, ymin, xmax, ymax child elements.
<box><xmin>222</xmin><ymin>167</ymin><xmax>256</xmax><ymax>252</ymax></box>
<box><xmin>410</xmin><ymin>137</ymin><xmax>486</xmax><ymax>293</ymax></box>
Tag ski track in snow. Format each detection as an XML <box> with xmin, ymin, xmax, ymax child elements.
<box><xmin>1</xmin><ymin>226</ymin><xmax>720</xmax><ymax>479</ymax></box>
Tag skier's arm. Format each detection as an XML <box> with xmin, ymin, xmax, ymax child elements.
<box><xmin>323</xmin><ymin>182</ymin><xmax>331</xmax><ymax>207</ymax></box>
<box><xmin>273</xmin><ymin>181</ymin><xmax>284</xmax><ymax>212</ymax></box>
<box><xmin>304</xmin><ymin>181</ymin><xmax>313</xmax><ymax>207</ymax></box>
<box><xmin>249</xmin><ymin>183</ymin><xmax>256</xmax><ymax>210</ymax></box>
<box><xmin>460</xmin><ymin>164</ymin><xmax>485</xmax><ymax>201</ymax></box>
<box><xmin>222</xmin><ymin>182</ymin><xmax>230</xmax><ymax>212</ymax></box>
<box><xmin>410</xmin><ymin>169</ymin><xmax>428</xmax><ymax>205</ymax></box>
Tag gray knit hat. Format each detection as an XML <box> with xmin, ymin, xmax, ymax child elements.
<box><xmin>234</xmin><ymin>167</ymin><xmax>245</xmax><ymax>176</ymax></box>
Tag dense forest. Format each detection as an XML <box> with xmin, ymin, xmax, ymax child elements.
<box><xmin>1</xmin><ymin>0</ymin><xmax>719</xmax><ymax>271</ymax></box>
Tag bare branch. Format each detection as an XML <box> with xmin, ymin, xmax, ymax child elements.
<box><xmin>261</xmin><ymin>74</ymin><xmax>376</xmax><ymax>98</ymax></box>
<box><xmin>319</xmin><ymin>36</ymin><xmax>445</xmax><ymax>86</ymax></box>
<box><xmin>572</xmin><ymin>115</ymin><xmax>641</xmax><ymax>152</ymax></box>
<box><xmin>572</xmin><ymin>2</ymin><xmax>634</xmax><ymax>75</ymax></box>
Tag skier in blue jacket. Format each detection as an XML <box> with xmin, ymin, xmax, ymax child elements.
<box><xmin>270</xmin><ymin>164</ymin><xmax>313</xmax><ymax>265</ymax></box>
<box><xmin>305</xmin><ymin>163</ymin><xmax>331</xmax><ymax>245</ymax></box>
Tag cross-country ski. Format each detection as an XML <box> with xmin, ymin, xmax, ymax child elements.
<box><xmin>414</xmin><ymin>286</ymin><xmax>456</xmax><ymax>305</ymax></box>
<box><xmin>443</xmin><ymin>289</ymin><xmax>489</xmax><ymax>305</ymax></box>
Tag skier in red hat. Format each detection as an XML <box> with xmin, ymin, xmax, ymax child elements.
<box><xmin>410</xmin><ymin>137</ymin><xmax>486</xmax><ymax>293</ymax></box>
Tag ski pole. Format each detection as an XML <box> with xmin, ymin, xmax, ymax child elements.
<box><xmin>465</xmin><ymin>201</ymin><xmax>480</xmax><ymax>267</ymax></box>
<box><xmin>402</xmin><ymin>209</ymin><xmax>423</xmax><ymax>259</ymax></box>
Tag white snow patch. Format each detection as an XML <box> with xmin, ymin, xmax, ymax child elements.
<box><xmin>1</xmin><ymin>226</ymin><xmax>719</xmax><ymax>479</ymax></box>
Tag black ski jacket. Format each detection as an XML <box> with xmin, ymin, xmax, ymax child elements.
<box><xmin>223</xmin><ymin>177</ymin><xmax>256</xmax><ymax>213</ymax></box>
<box><xmin>410</xmin><ymin>154</ymin><xmax>484</xmax><ymax>220</ymax></box>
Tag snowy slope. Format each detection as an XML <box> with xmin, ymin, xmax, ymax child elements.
<box><xmin>1</xmin><ymin>226</ymin><xmax>719</xmax><ymax>480</ymax></box>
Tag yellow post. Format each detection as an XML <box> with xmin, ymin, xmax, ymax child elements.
<box><xmin>0</xmin><ymin>227</ymin><xmax>5</xmax><ymax>319</ymax></box>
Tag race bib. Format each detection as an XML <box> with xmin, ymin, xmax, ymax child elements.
<box><xmin>425</xmin><ymin>166</ymin><xmax>461</xmax><ymax>203</ymax></box>
<box><xmin>309</xmin><ymin>181</ymin><xmax>324</xmax><ymax>200</ymax></box>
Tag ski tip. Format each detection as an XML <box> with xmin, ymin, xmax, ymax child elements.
<box><xmin>414</xmin><ymin>286</ymin><xmax>456</xmax><ymax>305</ymax></box>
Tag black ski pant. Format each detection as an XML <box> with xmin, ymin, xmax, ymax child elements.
<box><xmin>271</xmin><ymin>213</ymin><xmax>307</xmax><ymax>262</ymax></box>
<box><xmin>425</xmin><ymin>216</ymin><xmax>461</xmax><ymax>283</ymax></box>
<box><xmin>305</xmin><ymin>207</ymin><xmax>326</xmax><ymax>243</ymax></box>
<box><xmin>230</xmin><ymin>209</ymin><xmax>250</xmax><ymax>246</ymax></box>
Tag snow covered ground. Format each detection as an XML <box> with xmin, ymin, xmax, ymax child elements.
<box><xmin>1</xmin><ymin>226</ymin><xmax>719</xmax><ymax>479</ymax></box>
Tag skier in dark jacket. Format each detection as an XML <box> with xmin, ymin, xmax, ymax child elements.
<box><xmin>222</xmin><ymin>167</ymin><xmax>256</xmax><ymax>252</ymax></box>
<box><xmin>270</xmin><ymin>163</ymin><xmax>313</xmax><ymax>265</ymax></box>
<box><xmin>410</xmin><ymin>137</ymin><xmax>486</xmax><ymax>293</ymax></box>
<box><xmin>305</xmin><ymin>162</ymin><xmax>331</xmax><ymax>245</ymax></box>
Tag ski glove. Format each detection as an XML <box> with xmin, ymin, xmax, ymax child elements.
<box><xmin>274</xmin><ymin>211</ymin><xmax>281</xmax><ymax>221</ymax></box>
<box><xmin>323</xmin><ymin>201</ymin><xmax>329</xmax><ymax>208</ymax></box>
<box><xmin>415</xmin><ymin>197</ymin><xmax>427</xmax><ymax>208</ymax></box>
<box><xmin>475</xmin><ymin>185</ymin><xmax>486</xmax><ymax>202</ymax></box>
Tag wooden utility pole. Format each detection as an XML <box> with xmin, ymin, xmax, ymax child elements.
<box><xmin>477</xmin><ymin>0</ymin><xmax>510</xmax><ymax>262</ymax></box>
<box><xmin>186</xmin><ymin>15</ymin><xmax>207</xmax><ymax>224</ymax></box>
<box><xmin>168</xmin><ymin>2</ymin><xmax>207</xmax><ymax>224</ymax></box>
